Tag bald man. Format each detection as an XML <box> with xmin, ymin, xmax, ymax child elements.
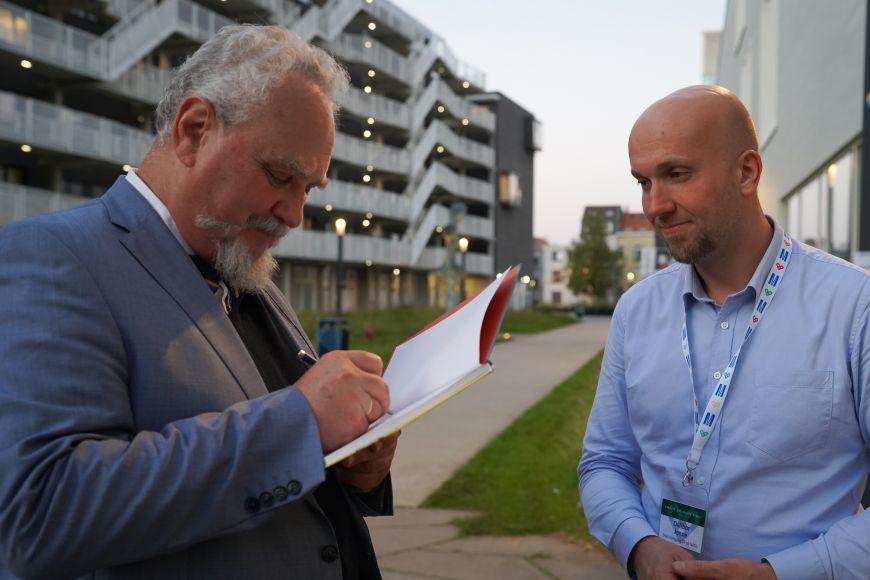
<box><xmin>578</xmin><ymin>86</ymin><xmax>870</xmax><ymax>580</ymax></box>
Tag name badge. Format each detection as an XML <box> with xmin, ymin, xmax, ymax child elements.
<box><xmin>660</xmin><ymin>498</ymin><xmax>706</xmax><ymax>553</ymax></box>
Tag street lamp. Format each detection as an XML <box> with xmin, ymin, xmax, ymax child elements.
<box><xmin>334</xmin><ymin>217</ymin><xmax>347</xmax><ymax>315</ymax></box>
<box><xmin>458</xmin><ymin>237</ymin><xmax>469</xmax><ymax>301</ymax></box>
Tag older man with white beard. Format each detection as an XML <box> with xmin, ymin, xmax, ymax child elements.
<box><xmin>0</xmin><ymin>25</ymin><xmax>397</xmax><ymax>580</ymax></box>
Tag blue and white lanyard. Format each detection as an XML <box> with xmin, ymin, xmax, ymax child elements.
<box><xmin>681</xmin><ymin>236</ymin><xmax>792</xmax><ymax>485</ymax></box>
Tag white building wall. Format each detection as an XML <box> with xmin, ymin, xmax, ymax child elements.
<box><xmin>717</xmin><ymin>0</ymin><xmax>865</xmax><ymax>222</ymax></box>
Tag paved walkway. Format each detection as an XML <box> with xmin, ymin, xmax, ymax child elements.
<box><xmin>367</xmin><ymin>317</ymin><xmax>626</xmax><ymax>579</ymax></box>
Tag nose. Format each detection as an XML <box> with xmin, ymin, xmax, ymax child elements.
<box><xmin>271</xmin><ymin>188</ymin><xmax>306</xmax><ymax>229</ymax></box>
<box><xmin>643</xmin><ymin>181</ymin><xmax>676</xmax><ymax>222</ymax></box>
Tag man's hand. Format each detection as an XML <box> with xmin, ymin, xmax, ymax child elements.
<box><xmin>295</xmin><ymin>350</ymin><xmax>389</xmax><ymax>452</ymax></box>
<box><xmin>335</xmin><ymin>432</ymin><xmax>400</xmax><ymax>493</ymax></box>
<box><xmin>629</xmin><ymin>536</ymin><xmax>695</xmax><ymax>580</ymax></box>
<box><xmin>672</xmin><ymin>559</ymin><xmax>777</xmax><ymax>580</ymax></box>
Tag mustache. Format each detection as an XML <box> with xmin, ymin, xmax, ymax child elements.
<box><xmin>194</xmin><ymin>214</ymin><xmax>290</xmax><ymax>239</ymax></box>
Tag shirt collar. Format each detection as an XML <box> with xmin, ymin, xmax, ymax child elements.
<box><xmin>125</xmin><ymin>169</ymin><xmax>194</xmax><ymax>255</ymax></box>
<box><xmin>681</xmin><ymin>216</ymin><xmax>784</xmax><ymax>305</ymax></box>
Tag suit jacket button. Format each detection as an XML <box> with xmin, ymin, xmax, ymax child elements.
<box><xmin>273</xmin><ymin>486</ymin><xmax>289</xmax><ymax>502</ymax></box>
<box><xmin>259</xmin><ymin>492</ymin><xmax>274</xmax><ymax>507</ymax></box>
<box><xmin>321</xmin><ymin>545</ymin><xmax>339</xmax><ymax>563</ymax></box>
<box><xmin>244</xmin><ymin>497</ymin><xmax>260</xmax><ymax>513</ymax></box>
<box><xmin>287</xmin><ymin>480</ymin><xmax>302</xmax><ymax>495</ymax></box>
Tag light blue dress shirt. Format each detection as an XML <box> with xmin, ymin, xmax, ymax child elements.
<box><xmin>578</xmin><ymin>221</ymin><xmax>870</xmax><ymax>579</ymax></box>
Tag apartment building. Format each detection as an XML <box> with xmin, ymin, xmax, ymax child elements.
<box><xmin>0</xmin><ymin>0</ymin><xmax>538</xmax><ymax>311</ymax></box>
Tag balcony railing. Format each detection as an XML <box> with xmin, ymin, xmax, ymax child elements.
<box><xmin>0</xmin><ymin>181</ymin><xmax>88</xmax><ymax>226</ymax></box>
<box><xmin>0</xmin><ymin>91</ymin><xmax>151</xmax><ymax>167</ymax></box>
<box><xmin>412</xmin><ymin>36</ymin><xmax>485</xmax><ymax>90</ymax></box>
<box><xmin>315</xmin><ymin>179</ymin><xmax>410</xmax><ymax>222</ymax></box>
<box><xmin>414</xmin><ymin>78</ymin><xmax>495</xmax><ymax>132</ymax></box>
<box><xmin>342</xmin><ymin>86</ymin><xmax>409</xmax><ymax>129</ymax></box>
<box><xmin>333</xmin><ymin>133</ymin><xmax>410</xmax><ymax>175</ymax></box>
<box><xmin>324</xmin><ymin>34</ymin><xmax>411</xmax><ymax>85</ymax></box>
<box><xmin>417</xmin><ymin>247</ymin><xmax>493</xmax><ymax>276</ymax></box>
<box><xmin>274</xmin><ymin>228</ymin><xmax>408</xmax><ymax>265</ymax></box>
<box><xmin>413</xmin><ymin>119</ymin><xmax>494</xmax><ymax>169</ymax></box>
<box><xmin>411</xmin><ymin>162</ymin><xmax>493</xmax><ymax>218</ymax></box>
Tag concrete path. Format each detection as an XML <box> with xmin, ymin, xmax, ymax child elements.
<box><xmin>367</xmin><ymin>317</ymin><xmax>625</xmax><ymax>579</ymax></box>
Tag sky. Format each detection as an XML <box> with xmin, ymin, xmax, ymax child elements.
<box><xmin>393</xmin><ymin>0</ymin><xmax>727</xmax><ymax>245</ymax></box>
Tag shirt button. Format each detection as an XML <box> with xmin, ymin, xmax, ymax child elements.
<box><xmin>713</xmin><ymin>371</ymin><xmax>722</xmax><ymax>380</ymax></box>
<box><xmin>697</xmin><ymin>476</ymin><xmax>706</xmax><ymax>486</ymax></box>
<box><xmin>720</xmin><ymin>321</ymin><xmax>729</xmax><ymax>330</ymax></box>
<box><xmin>273</xmin><ymin>486</ymin><xmax>289</xmax><ymax>502</ymax></box>
<box><xmin>259</xmin><ymin>492</ymin><xmax>274</xmax><ymax>507</ymax></box>
<box><xmin>287</xmin><ymin>480</ymin><xmax>302</xmax><ymax>496</ymax></box>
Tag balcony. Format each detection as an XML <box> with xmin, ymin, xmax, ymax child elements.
<box><xmin>342</xmin><ymin>86</ymin><xmax>410</xmax><ymax>129</ymax></box>
<box><xmin>333</xmin><ymin>133</ymin><xmax>410</xmax><ymax>175</ymax></box>
<box><xmin>274</xmin><ymin>227</ymin><xmax>408</xmax><ymax>265</ymax></box>
<box><xmin>417</xmin><ymin>247</ymin><xmax>493</xmax><ymax>277</ymax></box>
<box><xmin>324</xmin><ymin>34</ymin><xmax>411</xmax><ymax>85</ymax></box>
<box><xmin>0</xmin><ymin>181</ymin><xmax>88</xmax><ymax>226</ymax></box>
<box><xmin>315</xmin><ymin>179</ymin><xmax>410</xmax><ymax>222</ymax></box>
<box><xmin>410</xmin><ymin>162</ymin><xmax>493</xmax><ymax>218</ymax></box>
<box><xmin>413</xmin><ymin>119</ymin><xmax>494</xmax><ymax>169</ymax></box>
<box><xmin>0</xmin><ymin>91</ymin><xmax>151</xmax><ymax>167</ymax></box>
<box><xmin>414</xmin><ymin>78</ymin><xmax>495</xmax><ymax>132</ymax></box>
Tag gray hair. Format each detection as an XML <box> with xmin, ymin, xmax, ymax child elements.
<box><xmin>154</xmin><ymin>25</ymin><xmax>349</xmax><ymax>142</ymax></box>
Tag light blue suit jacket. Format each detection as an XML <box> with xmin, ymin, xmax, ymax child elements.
<box><xmin>0</xmin><ymin>178</ymin><xmax>366</xmax><ymax>579</ymax></box>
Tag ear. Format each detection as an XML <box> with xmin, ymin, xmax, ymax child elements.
<box><xmin>736</xmin><ymin>149</ymin><xmax>763</xmax><ymax>197</ymax></box>
<box><xmin>171</xmin><ymin>96</ymin><xmax>218</xmax><ymax>168</ymax></box>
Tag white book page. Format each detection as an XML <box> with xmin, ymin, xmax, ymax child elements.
<box><xmin>384</xmin><ymin>271</ymin><xmax>506</xmax><ymax>412</ymax></box>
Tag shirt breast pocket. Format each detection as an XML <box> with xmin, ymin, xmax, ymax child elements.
<box><xmin>747</xmin><ymin>370</ymin><xmax>833</xmax><ymax>462</ymax></box>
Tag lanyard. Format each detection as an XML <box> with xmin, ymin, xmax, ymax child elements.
<box><xmin>681</xmin><ymin>236</ymin><xmax>792</xmax><ymax>485</ymax></box>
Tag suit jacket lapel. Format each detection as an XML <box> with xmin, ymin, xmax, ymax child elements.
<box><xmin>101</xmin><ymin>177</ymin><xmax>268</xmax><ymax>400</ymax></box>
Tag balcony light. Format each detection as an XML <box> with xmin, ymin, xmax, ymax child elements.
<box><xmin>325</xmin><ymin>204</ymin><xmax>333</xmax><ymax>212</ymax></box>
<box><xmin>366</xmin><ymin>165</ymin><xmax>374</xmax><ymax>172</ymax></box>
<box><xmin>365</xmin><ymin>0</ymin><xmax>373</xmax><ymax>3</ymax></box>
<box><xmin>20</xmin><ymin>60</ymin><xmax>32</xmax><ymax>69</ymax></box>
<box><xmin>626</xmin><ymin>271</ymin><xmax>636</xmax><ymax>282</ymax></box>
<box><xmin>435</xmin><ymin>225</ymin><xmax>444</xmax><ymax>233</ymax></box>
<box><xmin>462</xmin><ymin>81</ymin><xmax>471</xmax><ymax>89</ymax></box>
<box><xmin>436</xmin><ymin>145</ymin><xmax>445</xmax><ymax>154</ymax></box>
<box><xmin>368</xmin><ymin>69</ymin><xmax>376</xmax><ymax>78</ymax></box>
<box><xmin>461</xmin><ymin>118</ymin><xmax>469</xmax><ymax>126</ymax></box>
<box><xmin>436</xmin><ymin>105</ymin><xmax>445</xmax><ymax>113</ymax></box>
<box><xmin>368</xmin><ymin>22</ymin><xmax>377</xmax><ymax>30</ymax></box>
<box><xmin>393</xmin><ymin>268</ymin><xmax>401</xmax><ymax>276</ymax></box>
<box><xmin>367</xmin><ymin>117</ymin><xmax>375</xmax><ymax>125</ymax></box>
<box><xmin>122</xmin><ymin>164</ymin><xmax>132</xmax><ymax>172</ymax></box>
<box><xmin>363</xmin><ymin>129</ymin><xmax>372</xmax><ymax>138</ymax></box>
<box><xmin>363</xmin><ymin>86</ymin><xmax>372</xmax><ymax>94</ymax></box>
<box><xmin>365</xmin><ymin>259</ymin><xmax>373</xmax><ymax>267</ymax></box>
<box><xmin>362</xmin><ymin>219</ymin><xmax>371</xmax><ymax>227</ymax></box>
<box><xmin>520</xmin><ymin>275</ymin><xmax>531</xmax><ymax>284</ymax></box>
<box><xmin>362</xmin><ymin>175</ymin><xmax>371</xmax><ymax>183</ymax></box>
<box><xmin>458</xmin><ymin>237</ymin><xmax>469</xmax><ymax>253</ymax></box>
<box><xmin>366</xmin><ymin>211</ymin><xmax>373</xmax><ymax>219</ymax></box>
<box><xmin>20</xmin><ymin>144</ymin><xmax>32</xmax><ymax>153</ymax></box>
<box><xmin>364</xmin><ymin>40</ymin><xmax>373</xmax><ymax>48</ymax></box>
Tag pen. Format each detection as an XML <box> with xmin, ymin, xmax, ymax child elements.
<box><xmin>297</xmin><ymin>349</ymin><xmax>318</xmax><ymax>369</ymax></box>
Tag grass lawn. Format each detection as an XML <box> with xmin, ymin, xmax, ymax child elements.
<box><xmin>422</xmin><ymin>351</ymin><xmax>603</xmax><ymax>542</ymax></box>
<box><xmin>296</xmin><ymin>307</ymin><xmax>575</xmax><ymax>362</ymax></box>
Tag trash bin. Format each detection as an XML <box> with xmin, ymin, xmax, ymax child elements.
<box><xmin>317</xmin><ymin>317</ymin><xmax>349</xmax><ymax>356</ymax></box>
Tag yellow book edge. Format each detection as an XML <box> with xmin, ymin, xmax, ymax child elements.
<box><xmin>323</xmin><ymin>362</ymin><xmax>494</xmax><ymax>468</ymax></box>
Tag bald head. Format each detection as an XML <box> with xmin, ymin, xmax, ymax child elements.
<box><xmin>631</xmin><ymin>85</ymin><xmax>758</xmax><ymax>159</ymax></box>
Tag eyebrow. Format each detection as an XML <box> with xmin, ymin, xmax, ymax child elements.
<box><xmin>631</xmin><ymin>159</ymin><xmax>693</xmax><ymax>179</ymax></box>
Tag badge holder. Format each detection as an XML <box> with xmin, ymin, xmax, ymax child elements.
<box><xmin>659</xmin><ymin>471</ymin><xmax>709</xmax><ymax>554</ymax></box>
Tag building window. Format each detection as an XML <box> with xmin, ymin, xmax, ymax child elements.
<box><xmin>784</xmin><ymin>145</ymin><xmax>856</xmax><ymax>259</ymax></box>
<box><xmin>552</xmin><ymin>291</ymin><xmax>562</xmax><ymax>305</ymax></box>
<box><xmin>552</xmin><ymin>270</ymin><xmax>561</xmax><ymax>283</ymax></box>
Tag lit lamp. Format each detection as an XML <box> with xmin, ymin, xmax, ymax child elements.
<box><xmin>458</xmin><ymin>237</ymin><xmax>469</xmax><ymax>301</ymax></box>
<box><xmin>334</xmin><ymin>217</ymin><xmax>347</xmax><ymax>316</ymax></box>
<box><xmin>626</xmin><ymin>271</ymin><xmax>636</xmax><ymax>286</ymax></box>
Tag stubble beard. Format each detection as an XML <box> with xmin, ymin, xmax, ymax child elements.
<box><xmin>194</xmin><ymin>214</ymin><xmax>289</xmax><ymax>292</ymax></box>
<box><xmin>662</xmin><ymin>228</ymin><xmax>718</xmax><ymax>264</ymax></box>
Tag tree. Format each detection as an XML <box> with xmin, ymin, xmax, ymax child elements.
<box><xmin>567</xmin><ymin>213</ymin><xmax>623</xmax><ymax>302</ymax></box>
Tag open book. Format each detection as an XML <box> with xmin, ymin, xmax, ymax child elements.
<box><xmin>324</xmin><ymin>265</ymin><xmax>521</xmax><ymax>467</ymax></box>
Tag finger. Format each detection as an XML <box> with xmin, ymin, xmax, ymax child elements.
<box><xmin>362</xmin><ymin>378</ymin><xmax>390</xmax><ymax>417</ymax></box>
<box><xmin>344</xmin><ymin>350</ymin><xmax>384</xmax><ymax>375</ymax></box>
<box><xmin>672</xmin><ymin>560</ymin><xmax>717</xmax><ymax>578</ymax></box>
